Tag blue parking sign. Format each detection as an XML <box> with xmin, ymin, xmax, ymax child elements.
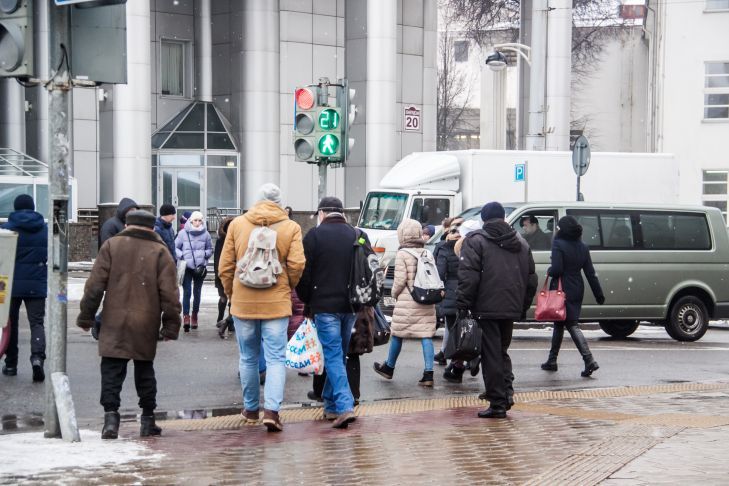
<box><xmin>515</xmin><ymin>163</ymin><xmax>526</xmax><ymax>181</ymax></box>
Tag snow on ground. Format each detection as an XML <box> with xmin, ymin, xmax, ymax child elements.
<box><xmin>67</xmin><ymin>277</ymin><xmax>220</xmax><ymax>304</ymax></box>
<box><xmin>0</xmin><ymin>429</ymin><xmax>163</xmax><ymax>477</ymax></box>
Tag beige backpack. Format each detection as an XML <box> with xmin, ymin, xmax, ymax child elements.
<box><xmin>236</xmin><ymin>222</ymin><xmax>283</xmax><ymax>288</ymax></box>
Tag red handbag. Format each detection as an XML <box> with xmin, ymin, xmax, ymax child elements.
<box><xmin>535</xmin><ymin>277</ymin><xmax>567</xmax><ymax>322</ymax></box>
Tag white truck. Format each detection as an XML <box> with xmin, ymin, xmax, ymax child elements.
<box><xmin>356</xmin><ymin>149</ymin><xmax>679</xmax><ymax>309</ymax></box>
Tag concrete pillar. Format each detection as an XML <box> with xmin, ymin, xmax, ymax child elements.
<box><xmin>194</xmin><ymin>0</ymin><xmax>213</xmax><ymax>102</ymax></box>
<box><xmin>545</xmin><ymin>0</ymin><xmax>572</xmax><ymax>151</ymax></box>
<box><xmin>526</xmin><ymin>0</ymin><xmax>547</xmax><ymax>150</ymax></box>
<box><xmin>480</xmin><ymin>66</ymin><xmax>506</xmax><ymax>150</ymax></box>
<box><xmin>0</xmin><ymin>79</ymin><xmax>25</xmax><ymax>152</ymax></box>
<box><xmin>112</xmin><ymin>0</ymin><xmax>151</xmax><ymax>204</ymax></box>
<box><xmin>34</xmin><ymin>0</ymin><xmax>50</xmax><ymax>164</ymax></box>
<box><xmin>422</xmin><ymin>0</ymin><xmax>438</xmax><ymax>152</ymax></box>
<box><xmin>238</xmin><ymin>0</ymin><xmax>279</xmax><ymax>208</ymax></box>
<box><xmin>365</xmin><ymin>0</ymin><xmax>397</xmax><ymax>190</ymax></box>
<box><xmin>517</xmin><ymin>0</ymin><xmax>532</xmax><ymax>150</ymax></box>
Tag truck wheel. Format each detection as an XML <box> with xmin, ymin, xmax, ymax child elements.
<box><xmin>666</xmin><ymin>296</ymin><xmax>709</xmax><ymax>342</ymax></box>
<box><xmin>598</xmin><ymin>320</ymin><xmax>639</xmax><ymax>339</ymax></box>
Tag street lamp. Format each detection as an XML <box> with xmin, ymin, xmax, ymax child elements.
<box><xmin>491</xmin><ymin>43</ymin><xmax>532</xmax><ymax>67</ymax></box>
<box><xmin>485</xmin><ymin>51</ymin><xmax>508</xmax><ymax>71</ymax></box>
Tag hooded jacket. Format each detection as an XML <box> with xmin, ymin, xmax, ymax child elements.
<box><xmin>2</xmin><ymin>210</ymin><xmax>48</xmax><ymax>298</ymax></box>
<box><xmin>154</xmin><ymin>217</ymin><xmax>176</xmax><ymax>259</ymax></box>
<box><xmin>457</xmin><ymin>219</ymin><xmax>538</xmax><ymax>320</ymax></box>
<box><xmin>213</xmin><ymin>217</ymin><xmax>234</xmax><ymax>292</ymax></box>
<box><xmin>175</xmin><ymin>220</ymin><xmax>213</xmax><ymax>270</ymax></box>
<box><xmin>77</xmin><ymin>227</ymin><xmax>181</xmax><ymax>361</ymax></box>
<box><xmin>391</xmin><ymin>218</ymin><xmax>437</xmax><ymax>339</ymax></box>
<box><xmin>99</xmin><ymin>197</ymin><xmax>138</xmax><ymax>248</ymax></box>
<box><xmin>218</xmin><ymin>201</ymin><xmax>305</xmax><ymax>319</ymax></box>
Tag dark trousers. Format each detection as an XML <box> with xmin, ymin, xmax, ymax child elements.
<box><xmin>182</xmin><ymin>269</ymin><xmax>204</xmax><ymax>315</ymax></box>
<box><xmin>100</xmin><ymin>357</ymin><xmax>157</xmax><ymax>414</ymax></box>
<box><xmin>313</xmin><ymin>354</ymin><xmax>361</xmax><ymax>400</ymax></box>
<box><xmin>5</xmin><ymin>297</ymin><xmax>46</xmax><ymax>368</ymax></box>
<box><xmin>478</xmin><ymin>319</ymin><xmax>514</xmax><ymax>410</ymax></box>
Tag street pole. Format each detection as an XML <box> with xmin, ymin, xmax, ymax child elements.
<box><xmin>45</xmin><ymin>4</ymin><xmax>72</xmax><ymax>439</ymax></box>
<box><xmin>316</xmin><ymin>77</ymin><xmax>331</xmax><ymax>203</ymax></box>
<box><xmin>318</xmin><ymin>162</ymin><xmax>327</xmax><ymax>203</ymax></box>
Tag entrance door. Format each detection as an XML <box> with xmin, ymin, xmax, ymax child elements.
<box><xmin>160</xmin><ymin>168</ymin><xmax>204</xmax><ymax>219</ymax></box>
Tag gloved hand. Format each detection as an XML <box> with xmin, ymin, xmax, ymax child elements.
<box><xmin>596</xmin><ymin>295</ymin><xmax>605</xmax><ymax>305</ymax></box>
<box><xmin>303</xmin><ymin>305</ymin><xmax>312</xmax><ymax>319</ymax></box>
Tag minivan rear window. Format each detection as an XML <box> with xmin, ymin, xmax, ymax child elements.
<box><xmin>567</xmin><ymin>209</ymin><xmax>712</xmax><ymax>251</ymax></box>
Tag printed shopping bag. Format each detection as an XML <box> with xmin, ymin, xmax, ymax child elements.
<box><xmin>176</xmin><ymin>259</ymin><xmax>187</xmax><ymax>287</ymax></box>
<box><xmin>285</xmin><ymin>318</ymin><xmax>325</xmax><ymax>375</ymax></box>
<box><xmin>534</xmin><ymin>277</ymin><xmax>567</xmax><ymax>322</ymax></box>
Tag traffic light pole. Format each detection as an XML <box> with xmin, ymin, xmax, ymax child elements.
<box><xmin>44</xmin><ymin>5</ymin><xmax>72</xmax><ymax>440</ymax></box>
<box><xmin>318</xmin><ymin>162</ymin><xmax>328</xmax><ymax>203</ymax></box>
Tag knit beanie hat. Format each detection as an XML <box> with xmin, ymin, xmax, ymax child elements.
<box><xmin>480</xmin><ymin>201</ymin><xmax>505</xmax><ymax>221</ymax></box>
<box><xmin>189</xmin><ymin>211</ymin><xmax>204</xmax><ymax>222</ymax></box>
<box><xmin>422</xmin><ymin>224</ymin><xmax>436</xmax><ymax>237</ymax></box>
<box><xmin>13</xmin><ymin>194</ymin><xmax>35</xmax><ymax>211</ymax></box>
<box><xmin>126</xmin><ymin>210</ymin><xmax>156</xmax><ymax>229</ymax></box>
<box><xmin>258</xmin><ymin>183</ymin><xmax>283</xmax><ymax>206</ymax></box>
<box><xmin>159</xmin><ymin>204</ymin><xmax>176</xmax><ymax>216</ymax></box>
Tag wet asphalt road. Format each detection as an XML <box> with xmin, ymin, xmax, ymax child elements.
<box><xmin>2</xmin><ymin>289</ymin><xmax>729</xmax><ymax>430</ymax></box>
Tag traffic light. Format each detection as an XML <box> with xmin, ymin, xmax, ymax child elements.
<box><xmin>293</xmin><ymin>86</ymin><xmax>319</xmax><ymax>163</ymax></box>
<box><xmin>0</xmin><ymin>0</ymin><xmax>33</xmax><ymax>78</ymax></box>
<box><xmin>314</xmin><ymin>106</ymin><xmax>342</xmax><ymax>159</ymax></box>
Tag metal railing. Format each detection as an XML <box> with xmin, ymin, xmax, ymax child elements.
<box><xmin>206</xmin><ymin>207</ymin><xmax>242</xmax><ymax>234</ymax></box>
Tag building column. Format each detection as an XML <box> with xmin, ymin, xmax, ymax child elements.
<box><xmin>480</xmin><ymin>66</ymin><xmax>506</xmax><ymax>150</ymax></box>
<box><xmin>238</xmin><ymin>0</ymin><xmax>279</xmax><ymax>208</ymax></box>
<box><xmin>422</xmin><ymin>0</ymin><xmax>438</xmax><ymax>152</ymax></box>
<box><xmin>526</xmin><ymin>0</ymin><xmax>547</xmax><ymax>150</ymax></box>
<box><xmin>365</xmin><ymin>0</ymin><xmax>397</xmax><ymax>191</ymax></box>
<box><xmin>545</xmin><ymin>0</ymin><xmax>572</xmax><ymax>151</ymax></box>
<box><xmin>112</xmin><ymin>0</ymin><xmax>151</xmax><ymax>204</ymax></box>
<box><xmin>0</xmin><ymin>80</ymin><xmax>25</xmax><ymax>152</ymax></box>
<box><xmin>194</xmin><ymin>0</ymin><xmax>213</xmax><ymax>102</ymax></box>
<box><xmin>33</xmin><ymin>0</ymin><xmax>50</xmax><ymax>163</ymax></box>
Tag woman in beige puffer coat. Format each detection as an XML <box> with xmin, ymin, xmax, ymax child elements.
<box><xmin>373</xmin><ymin>219</ymin><xmax>437</xmax><ymax>387</ymax></box>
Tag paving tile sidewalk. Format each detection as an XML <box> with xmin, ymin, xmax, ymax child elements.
<box><xmin>3</xmin><ymin>382</ymin><xmax>729</xmax><ymax>485</ymax></box>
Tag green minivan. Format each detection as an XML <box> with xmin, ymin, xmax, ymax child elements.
<box><xmin>433</xmin><ymin>202</ymin><xmax>729</xmax><ymax>342</ymax></box>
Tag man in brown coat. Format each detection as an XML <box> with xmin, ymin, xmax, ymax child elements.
<box><xmin>77</xmin><ymin>210</ymin><xmax>181</xmax><ymax>439</ymax></box>
<box><xmin>219</xmin><ymin>183</ymin><xmax>305</xmax><ymax>432</ymax></box>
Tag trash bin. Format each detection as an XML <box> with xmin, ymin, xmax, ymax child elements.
<box><xmin>0</xmin><ymin>229</ymin><xmax>18</xmax><ymax>358</ymax></box>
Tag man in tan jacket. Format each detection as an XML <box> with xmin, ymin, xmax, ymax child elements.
<box><xmin>77</xmin><ymin>210</ymin><xmax>181</xmax><ymax>440</ymax></box>
<box><xmin>218</xmin><ymin>183</ymin><xmax>305</xmax><ymax>432</ymax></box>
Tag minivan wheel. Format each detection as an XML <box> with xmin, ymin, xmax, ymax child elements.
<box><xmin>666</xmin><ymin>296</ymin><xmax>709</xmax><ymax>342</ymax></box>
<box><xmin>599</xmin><ymin>320</ymin><xmax>639</xmax><ymax>339</ymax></box>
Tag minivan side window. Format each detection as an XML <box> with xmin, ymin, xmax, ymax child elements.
<box><xmin>411</xmin><ymin>198</ymin><xmax>450</xmax><ymax>226</ymax></box>
<box><xmin>601</xmin><ymin>214</ymin><xmax>634</xmax><ymax>248</ymax></box>
<box><xmin>512</xmin><ymin>211</ymin><xmax>557</xmax><ymax>251</ymax></box>
<box><xmin>640</xmin><ymin>212</ymin><xmax>712</xmax><ymax>250</ymax></box>
<box><xmin>571</xmin><ymin>214</ymin><xmax>602</xmax><ymax>247</ymax></box>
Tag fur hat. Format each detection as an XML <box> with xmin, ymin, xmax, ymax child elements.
<box><xmin>125</xmin><ymin>210</ymin><xmax>156</xmax><ymax>229</ymax></box>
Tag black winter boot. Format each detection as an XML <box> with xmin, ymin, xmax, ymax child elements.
<box><xmin>433</xmin><ymin>351</ymin><xmax>447</xmax><ymax>366</ymax></box>
<box><xmin>140</xmin><ymin>415</ymin><xmax>162</xmax><ymax>437</ymax></box>
<box><xmin>443</xmin><ymin>363</ymin><xmax>465</xmax><ymax>383</ymax></box>
<box><xmin>373</xmin><ymin>362</ymin><xmax>394</xmax><ymax>380</ymax></box>
<box><xmin>418</xmin><ymin>370</ymin><xmax>434</xmax><ymax>387</ymax></box>
<box><xmin>101</xmin><ymin>411</ymin><xmax>120</xmax><ymax>439</ymax></box>
<box><xmin>541</xmin><ymin>325</ymin><xmax>564</xmax><ymax>371</ymax></box>
<box><xmin>567</xmin><ymin>326</ymin><xmax>599</xmax><ymax>377</ymax></box>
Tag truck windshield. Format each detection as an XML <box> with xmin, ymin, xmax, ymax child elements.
<box><xmin>359</xmin><ymin>192</ymin><xmax>408</xmax><ymax>230</ymax></box>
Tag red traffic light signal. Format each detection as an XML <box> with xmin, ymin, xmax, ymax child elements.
<box><xmin>295</xmin><ymin>88</ymin><xmax>315</xmax><ymax>110</ymax></box>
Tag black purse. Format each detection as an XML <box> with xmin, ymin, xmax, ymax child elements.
<box><xmin>186</xmin><ymin>232</ymin><xmax>208</xmax><ymax>279</ymax></box>
<box><xmin>372</xmin><ymin>304</ymin><xmax>391</xmax><ymax>346</ymax></box>
<box><xmin>444</xmin><ymin>312</ymin><xmax>482</xmax><ymax>361</ymax></box>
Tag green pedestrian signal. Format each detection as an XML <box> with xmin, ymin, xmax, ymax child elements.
<box><xmin>318</xmin><ymin>108</ymin><xmax>340</xmax><ymax>130</ymax></box>
<box><xmin>318</xmin><ymin>134</ymin><xmax>340</xmax><ymax>156</ymax></box>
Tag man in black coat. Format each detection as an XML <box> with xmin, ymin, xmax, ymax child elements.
<box><xmin>296</xmin><ymin>196</ymin><xmax>365</xmax><ymax>429</ymax></box>
<box><xmin>457</xmin><ymin>202</ymin><xmax>538</xmax><ymax>418</ymax></box>
<box><xmin>99</xmin><ymin>197</ymin><xmax>138</xmax><ymax>248</ymax></box>
<box><xmin>1</xmin><ymin>195</ymin><xmax>48</xmax><ymax>382</ymax></box>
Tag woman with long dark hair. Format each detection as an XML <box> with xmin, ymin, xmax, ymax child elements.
<box><xmin>541</xmin><ymin>215</ymin><xmax>605</xmax><ymax>377</ymax></box>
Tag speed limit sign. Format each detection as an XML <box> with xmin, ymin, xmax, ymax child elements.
<box><xmin>404</xmin><ymin>105</ymin><xmax>422</xmax><ymax>132</ymax></box>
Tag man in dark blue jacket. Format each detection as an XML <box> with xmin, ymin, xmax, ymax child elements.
<box><xmin>1</xmin><ymin>194</ymin><xmax>48</xmax><ymax>382</ymax></box>
<box><xmin>296</xmin><ymin>197</ymin><xmax>365</xmax><ymax>429</ymax></box>
<box><xmin>154</xmin><ymin>204</ymin><xmax>177</xmax><ymax>259</ymax></box>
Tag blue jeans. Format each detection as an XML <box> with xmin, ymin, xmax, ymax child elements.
<box><xmin>182</xmin><ymin>268</ymin><xmax>204</xmax><ymax>315</ymax></box>
<box><xmin>386</xmin><ymin>336</ymin><xmax>434</xmax><ymax>372</ymax></box>
<box><xmin>315</xmin><ymin>313</ymin><xmax>356</xmax><ymax>415</ymax></box>
<box><xmin>233</xmin><ymin>317</ymin><xmax>288</xmax><ymax>412</ymax></box>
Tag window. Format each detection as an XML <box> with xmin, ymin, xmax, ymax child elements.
<box><xmin>601</xmin><ymin>214</ymin><xmax>634</xmax><ymax>248</ymax></box>
<box><xmin>512</xmin><ymin>212</ymin><xmax>556</xmax><ymax>251</ymax></box>
<box><xmin>453</xmin><ymin>40</ymin><xmax>468</xmax><ymax>63</ymax></box>
<box><xmin>702</xmin><ymin>170</ymin><xmax>728</xmax><ymax>220</ymax></box>
<box><xmin>706</xmin><ymin>0</ymin><xmax>729</xmax><ymax>10</ymax></box>
<box><xmin>410</xmin><ymin>198</ymin><xmax>450</xmax><ymax>226</ymax></box>
<box><xmin>704</xmin><ymin>62</ymin><xmax>729</xmax><ymax>119</ymax></box>
<box><xmin>360</xmin><ymin>192</ymin><xmax>408</xmax><ymax>230</ymax></box>
<box><xmin>640</xmin><ymin>213</ymin><xmax>711</xmax><ymax>250</ymax></box>
<box><xmin>161</xmin><ymin>41</ymin><xmax>185</xmax><ymax>96</ymax></box>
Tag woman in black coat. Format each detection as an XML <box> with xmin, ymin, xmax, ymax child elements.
<box><xmin>541</xmin><ymin>216</ymin><xmax>605</xmax><ymax>377</ymax></box>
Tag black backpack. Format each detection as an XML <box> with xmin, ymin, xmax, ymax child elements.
<box><xmin>349</xmin><ymin>229</ymin><xmax>384</xmax><ymax>307</ymax></box>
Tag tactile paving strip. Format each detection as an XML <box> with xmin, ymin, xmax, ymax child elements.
<box><xmin>161</xmin><ymin>381</ymin><xmax>729</xmax><ymax>431</ymax></box>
